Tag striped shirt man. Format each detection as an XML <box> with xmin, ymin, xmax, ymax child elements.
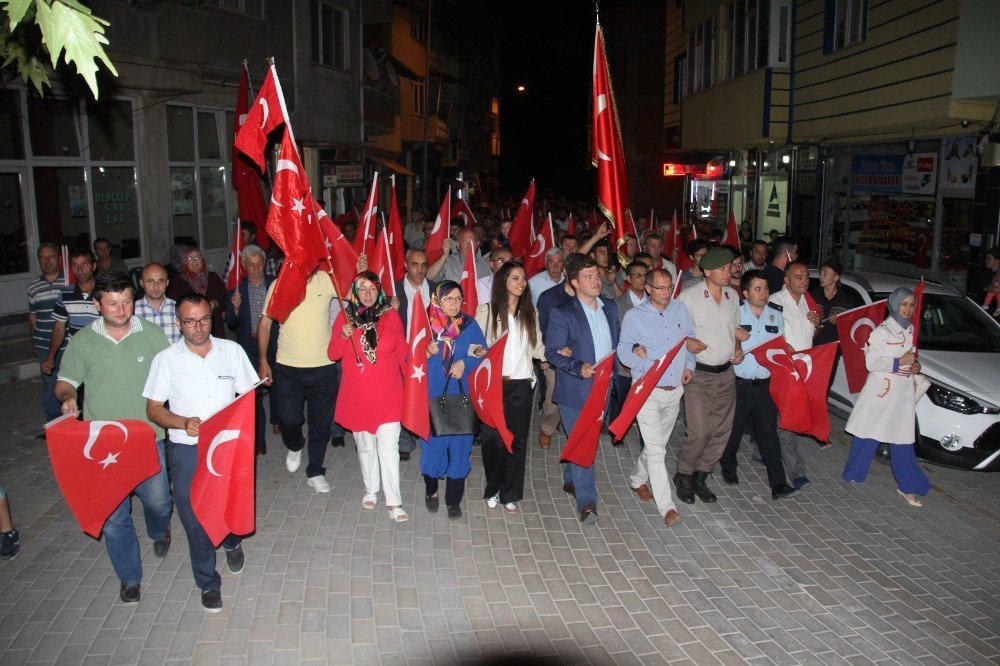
<box><xmin>27</xmin><ymin>272</ymin><xmax>66</xmax><ymax>355</ymax></box>
<box><xmin>52</xmin><ymin>283</ymin><xmax>99</xmax><ymax>339</ymax></box>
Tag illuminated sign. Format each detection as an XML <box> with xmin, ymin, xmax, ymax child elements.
<box><xmin>661</xmin><ymin>162</ymin><xmax>719</xmax><ymax>179</ymax></box>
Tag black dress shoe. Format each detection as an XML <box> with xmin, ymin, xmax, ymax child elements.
<box><xmin>202</xmin><ymin>588</ymin><xmax>222</xmax><ymax>613</ymax></box>
<box><xmin>771</xmin><ymin>483</ymin><xmax>799</xmax><ymax>500</ymax></box>
<box><xmin>120</xmin><ymin>583</ymin><xmax>140</xmax><ymax>604</ymax></box>
<box><xmin>399</xmin><ymin>451</ymin><xmax>411</xmax><ymax>461</ymax></box>
<box><xmin>255</xmin><ymin>443</ymin><xmax>267</xmax><ymax>455</ymax></box>
<box><xmin>721</xmin><ymin>468</ymin><xmax>739</xmax><ymax>485</ymax></box>
<box><xmin>225</xmin><ymin>544</ymin><xmax>245</xmax><ymax>574</ymax></box>
<box><xmin>447</xmin><ymin>505</ymin><xmax>462</xmax><ymax>520</ymax></box>
<box><xmin>330</xmin><ymin>436</ymin><xmax>345</xmax><ymax>448</ymax></box>
<box><xmin>562</xmin><ymin>483</ymin><xmax>576</xmax><ymax>497</ymax></box>
<box><xmin>425</xmin><ymin>495</ymin><xmax>440</xmax><ymax>513</ymax></box>
<box><xmin>673</xmin><ymin>472</ymin><xmax>695</xmax><ymax>504</ymax></box>
<box><xmin>691</xmin><ymin>471</ymin><xmax>717</xmax><ymax>503</ymax></box>
<box><xmin>153</xmin><ymin>531</ymin><xmax>171</xmax><ymax>558</ymax></box>
<box><xmin>579</xmin><ymin>504</ymin><xmax>598</xmax><ymax>524</ymax></box>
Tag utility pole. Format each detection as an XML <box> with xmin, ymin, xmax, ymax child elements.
<box><xmin>421</xmin><ymin>0</ymin><xmax>432</xmax><ymax>210</ymax></box>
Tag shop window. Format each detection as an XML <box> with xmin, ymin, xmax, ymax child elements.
<box><xmin>200</xmin><ymin>166</ymin><xmax>228</xmax><ymax>249</ymax></box>
<box><xmin>167</xmin><ymin>105</ymin><xmax>195</xmax><ymax>162</ymax></box>
<box><xmin>90</xmin><ymin>166</ymin><xmax>141</xmax><ymax>259</ymax></box>
<box><xmin>0</xmin><ymin>173</ymin><xmax>29</xmax><ymax>275</ymax></box>
<box><xmin>0</xmin><ymin>91</ymin><xmax>24</xmax><ymax>159</ymax></box>
<box><xmin>170</xmin><ymin>167</ymin><xmax>198</xmax><ymax>246</ymax></box>
<box><xmin>824</xmin><ymin>0</ymin><xmax>867</xmax><ymax>53</ymax></box>
<box><xmin>311</xmin><ymin>1</ymin><xmax>348</xmax><ymax>69</ymax></box>
<box><xmin>28</xmin><ymin>97</ymin><xmax>81</xmax><ymax>158</ymax></box>
<box><xmin>197</xmin><ymin>112</ymin><xmax>222</xmax><ymax>160</ymax></box>
<box><xmin>33</xmin><ymin>166</ymin><xmax>89</xmax><ymax>248</ymax></box>
<box><xmin>86</xmin><ymin>99</ymin><xmax>135</xmax><ymax>162</ymax></box>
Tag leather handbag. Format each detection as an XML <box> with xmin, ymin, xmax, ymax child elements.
<box><xmin>429</xmin><ymin>373</ymin><xmax>479</xmax><ymax>436</ymax></box>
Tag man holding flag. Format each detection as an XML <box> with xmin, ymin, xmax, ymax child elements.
<box><xmin>616</xmin><ymin>269</ymin><xmax>694</xmax><ymax>526</ymax></box>
<box><xmin>144</xmin><ymin>294</ymin><xmax>259</xmax><ymax>613</ymax></box>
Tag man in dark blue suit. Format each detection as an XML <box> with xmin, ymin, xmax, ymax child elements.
<box><xmin>545</xmin><ymin>255</ymin><xmax>620</xmax><ymax>524</ymax></box>
<box><xmin>226</xmin><ymin>244</ymin><xmax>275</xmax><ymax>455</ymax></box>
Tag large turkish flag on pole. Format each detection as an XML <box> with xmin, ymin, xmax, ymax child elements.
<box><xmin>192</xmin><ymin>389</ymin><xmax>257</xmax><ymax>546</ymax></box>
<box><xmin>748</xmin><ymin>336</ymin><xmax>813</xmax><ymax>433</ymax></box>
<box><xmin>508</xmin><ymin>179</ymin><xmax>536</xmax><ymax>261</ymax></box>
<box><xmin>608</xmin><ymin>338</ymin><xmax>686</xmax><ymax>440</ymax></box>
<box><xmin>835</xmin><ymin>300</ymin><xmax>888</xmax><ymax>393</ymax></box>
<box><xmin>469</xmin><ymin>332</ymin><xmax>514</xmax><ymax>453</ymax></box>
<box><xmin>234</xmin><ymin>64</ymin><xmax>288</xmax><ymax>172</ymax></box>
<box><xmin>401</xmin><ymin>292</ymin><xmax>432</xmax><ymax>440</ymax></box>
<box><xmin>523</xmin><ymin>213</ymin><xmax>555</xmax><ymax>278</ymax></box>
<box><xmin>560</xmin><ymin>354</ymin><xmax>615</xmax><ymax>469</ymax></box>
<box><xmin>45</xmin><ymin>417</ymin><xmax>161</xmax><ymax>538</ymax></box>
<box><xmin>423</xmin><ymin>186</ymin><xmax>451</xmax><ymax>267</ymax></box>
<box><xmin>231</xmin><ymin>64</ymin><xmax>270</xmax><ymax>249</ymax></box>
<box><xmin>593</xmin><ymin>24</ymin><xmax>632</xmax><ymax>267</ymax></box>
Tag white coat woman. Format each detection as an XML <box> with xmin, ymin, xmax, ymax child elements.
<box><xmin>842</xmin><ymin>287</ymin><xmax>931</xmax><ymax>507</ymax></box>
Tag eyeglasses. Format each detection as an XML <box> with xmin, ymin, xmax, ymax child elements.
<box><xmin>180</xmin><ymin>315</ymin><xmax>212</xmax><ymax>327</ymax></box>
<box><xmin>439</xmin><ymin>295</ymin><xmax>463</xmax><ymax>303</ymax></box>
<box><xmin>184</xmin><ymin>255</ymin><xmax>204</xmax><ymax>262</ymax></box>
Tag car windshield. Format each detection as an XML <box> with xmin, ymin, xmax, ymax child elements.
<box><xmin>873</xmin><ymin>292</ymin><xmax>1000</xmax><ymax>352</ymax></box>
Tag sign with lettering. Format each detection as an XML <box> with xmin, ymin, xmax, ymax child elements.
<box><xmin>851</xmin><ymin>153</ymin><xmax>938</xmax><ymax>196</ymax></box>
<box><xmin>321</xmin><ymin>163</ymin><xmax>364</xmax><ymax>188</ymax></box>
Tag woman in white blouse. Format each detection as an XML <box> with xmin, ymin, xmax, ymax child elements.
<box><xmin>474</xmin><ymin>261</ymin><xmax>545</xmax><ymax>513</ymax></box>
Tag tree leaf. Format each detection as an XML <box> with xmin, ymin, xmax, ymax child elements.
<box><xmin>0</xmin><ymin>0</ymin><xmax>36</xmax><ymax>30</ymax></box>
<box><xmin>34</xmin><ymin>0</ymin><xmax>117</xmax><ymax>99</ymax></box>
<box><xmin>3</xmin><ymin>38</ymin><xmax>50</xmax><ymax>96</ymax></box>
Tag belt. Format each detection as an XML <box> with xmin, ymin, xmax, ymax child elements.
<box><xmin>735</xmin><ymin>376</ymin><xmax>769</xmax><ymax>386</ymax></box>
<box><xmin>695</xmin><ymin>361</ymin><xmax>731</xmax><ymax>374</ymax></box>
<box><xmin>654</xmin><ymin>386</ymin><xmax>677</xmax><ymax>391</ymax></box>
<box><xmin>502</xmin><ymin>376</ymin><xmax>531</xmax><ymax>383</ymax></box>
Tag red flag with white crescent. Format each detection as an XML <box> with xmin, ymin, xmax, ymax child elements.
<box><xmin>748</xmin><ymin>336</ymin><xmax>813</xmax><ymax>433</ymax></box>
<box><xmin>401</xmin><ymin>292</ymin><xmax>431</xmax><ymax>441</ymax></box>
<box><xmin>792</xmin><ymin>342</ymin><xmax>838</xmax><ymax>442</ymax></box>
<box><xmin>469</xmin><ymin>332</ymin><xmax>514</xmax><ymax>452</ymax></box>
<box><xmin>608</xmin><ymin>338</ymin><xmax>686</xmax><ymax>441</ymax></box>
<box><xmin>369</xmin><ymin>226</ymin><xmax>397</xmax><ymax>297</ymax></box>
<box><xmin>835</xmin><ymin>300</ymin><xmax>888</xmax><ymax>393</ymax></box>
<box><xmin>803</xmin><ymin>291</ymin><xmax>822</xmax><ymax>315</ymax></box>
<box><xmin>317</xmin><ymin>203</ymin><xmax>360</xmax><ymax>297</ymax></box>
<box><xmin>234</xmin><ymin>65</ymin><xmax>287</xmax><ymax>172</ymax></box>
<box><xmin>353</xmin><ymin>172</ymin><xmax>379</xmax><ymax>260</ymax></box>
<box><xmin>560</xmin><ymin>354</ymin><xmax>616</xmax><ymax>468</ymax></box>
<box><xmin>508</xmin><ymin>179</ymin><xmax>536</xmax><ymax>261</ymax></box>
<box><xmin>453</xmin><ymin>197</ymin><xmax>478</xmax><ymax>229</ymax></box>
<box><xmin>523</xmin><ymin>213</ymin><xmax>555</xmax><ymax>278</ymax></box>
<box><xmin>224</xmin><ymin>226</ymin><xmax>242</xmax><ymax>291</ymax></box>
<box><xmin>592</xmin><ymin>25</ymin><xmax>632</xmax><ymax>267</ymax></box>
<box><xmin>459</xmin><ymin>241</ymin><xmax>478</xmax><ymax>317</ymax></box>
<box><xmin>231</xmin><ymin>65</ymin><xmax>270</xmax><ymax>249</ymax></box>
<box><xmin>45</xmin><ymin>417</ymin><xmax>161</xmax><ymax>538</ymax></box>
<box><xmin>721</xmin><ymin>211</ymin><xmax>740</xmax><ymax>251</ymax></box>
<box><xmin>192</xmin><ymin>389</ymin><xmax>256</xmax><ymax>546</ymax></box>
<box><xmin>386</xmin><ymin>176</ymin><xmax>406</xmax><ymax>279</ymax></box>
<box><xmin>424</xmin><ymin>186</ymin><xmax>451</xmax><ymax>267</ymax></box>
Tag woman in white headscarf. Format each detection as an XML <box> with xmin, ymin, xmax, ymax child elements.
<box><xmin>843</xmin><ymin>287</ymin><xmax>931</xmax><ymax>507</ymax></box>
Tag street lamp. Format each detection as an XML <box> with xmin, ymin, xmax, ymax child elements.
<box><xmin>516</xmin><ymin>84</ymin><xmax>526</xmax><ymax>92</ymax></box>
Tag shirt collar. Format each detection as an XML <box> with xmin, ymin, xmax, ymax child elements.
<box><xmin>92</xmin><ymin>316</ymin><xmax>144</xmax><ymax>342</ymax></box>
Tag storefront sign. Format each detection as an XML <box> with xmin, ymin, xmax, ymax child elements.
<box><xmin>321</xmin><ymin>163</ymin><xmax>364</xmax><ymax>188</ymax></box>
<box><xmin>901</xmin><ymin>153</ymin><xmax>937</xmax><ymax>195</ymax></box>
<box><xmin>95</xmin><ymin>191</ymin><xmax>132</xmax><ymax>225</ymax></box>
<box><xmin>939</xmin><ymin>137</ymin><xmax>977</xmax><ymax>193</ymax></box>
<box><xmin>851</xmin><ymin>154</ymin><xmax>938</xmax><ymax>195</ymax></box>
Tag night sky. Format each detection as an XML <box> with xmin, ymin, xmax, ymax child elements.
<box><xmin>496</xmin><ymin>1</ymin><xmax>597</xmax><ymax>201</ymax></box>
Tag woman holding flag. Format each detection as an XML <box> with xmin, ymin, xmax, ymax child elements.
<box><xmin>421</xmin><ymin>281</ymin><xmax>486</xmax><ymax>519</ymax></box>
<box><xmin>843</xmin><ymin>287</ymin><xmax>932</xmax><ymax>507</ymax></box>
<box><xmin>474</xmin><ymin>261</ymin><xmax>544</xmax><ymax>515</ymax></box>
<box><xmin>328</xmin><ymin>272</ymin><xmax>409</xmax><ymax>522</ymax></box>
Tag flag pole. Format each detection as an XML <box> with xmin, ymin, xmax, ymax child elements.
<box><xmin>381</xmin><ymin>211</ymin><xmax>396</xmax><ymax>295</ymax></box>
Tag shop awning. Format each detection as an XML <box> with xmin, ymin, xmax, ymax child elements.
<box><xmin>369</xmin><ymin>155</ymin><xmax>415</xmax><ymax>176</ymax></box>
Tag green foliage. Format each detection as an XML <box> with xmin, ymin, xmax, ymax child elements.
<box><xmin>1</xmin><ymin>0</ymin><xmax>117</xmax><ymax>99</ymax></box>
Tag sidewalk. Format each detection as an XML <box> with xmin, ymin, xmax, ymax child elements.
<box><xmin>1</xmin><ymin>375</ymin><xmax>999</xmax><ymax>664</ymax></box>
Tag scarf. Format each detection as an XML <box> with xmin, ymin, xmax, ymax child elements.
<box><xmin>429</xmin><ymin>282</ymin><xmax>466</xmax><ymax>360</ymax></box>
<box><xmin>184</xmin><ymin>266</ymin><xmax>208</xmax><ymax>295</ymax></box>
<box><xmin>346</xmin><ymin>273</ymin><xmax>390</xmax><ymax>364</ymax></box>
<box><xmin>887</xmin><ymin>287</ymin><xmax>914</xmax><ymax>330</ymax></box>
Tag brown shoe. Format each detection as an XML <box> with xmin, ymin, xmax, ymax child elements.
<box><xmin>664</xmin><ymin>509</ymin><xmax>682</xmax><ymax>526</ymax></box>
<box><xmin>631</xmin><ymin>484</ymin><xmax>653</xmax><ymax>503</ymax></box>
<box><xmin>579</xmin><ymin>504</ymin><xmax>598</xmax><ymax>524</ymax></box>
<box><xmin>562</xmin><ymin>483</ymin><xmax>576</xmax><ymax>497</ymax></box>
<box><xmin>538</xmin><ymin>432</ymin><xmax>552</xmax><ymax>449</ymax></box>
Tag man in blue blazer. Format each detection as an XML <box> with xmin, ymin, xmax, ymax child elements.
<box><xmin>226</xmin><ymin>244</ymin><xmax>276</xmax><ymax>455</ymax></box>
<box><xmin>545</xmin><ymin>255</ymin><xmax>620</xmax><ymax>524</ymax></box>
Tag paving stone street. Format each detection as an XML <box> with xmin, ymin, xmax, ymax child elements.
<box><xmin>1</xmin><ymin>374</ymin><xmax>999</xmax><ymax>665</ymax></box>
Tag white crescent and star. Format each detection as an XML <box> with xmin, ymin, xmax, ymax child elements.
<box><xmin>850</xmin><ymin>318</ymin><xmax>876</xmax><ymax>348</ymax></box>
<box><xmin>791</xmin><ymin>353</ymin><xmax>814</xmax><ymax>381</ymax></box>
<box><xmin>528</xmin><ymin>233</ymin><xmax>547</xmax><ymax>258</ymax></box>
<box><xmin>206</xmin><ymin>429</ymin><xmax>240</xmax><ymax>477</ymax></box>
<box><xmin>258</xmin><ymin>98</ymin><xmax>269</xmax><ymax>129</ymax></box>
<box><xmin>83</xmin><ymin>421</ymin><xmax>128</xmax><ymax>461</ymax></box>
<box><xmin>595</xmin><ymin>94</ymin><xmax>611</xmax><ymax>161</ymax></box>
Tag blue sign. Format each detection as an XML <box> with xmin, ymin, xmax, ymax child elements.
<box><xmin>851</xmin><ymin>155</ymin><xmax>905</xmax><ymax>193</ymax></box>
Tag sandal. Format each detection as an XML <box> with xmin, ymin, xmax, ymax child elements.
<box><xmin>362</xmin><ymin>493</ymin><xmax>377</xmax><ymax>510</ymax></box>
<box><xmin>897</xmin><ymin>489</ymin><xmax>923</xmax><ymax>508</ymax></box>
<box><xmin>388</xmin><ymin>506</ymin><xmax>409</xmax><ymax>522</ymax></box>
<box><xmin>503</xmin><ymin>502</ymin><xmax>517</xmax><ymax>513</ymax></box>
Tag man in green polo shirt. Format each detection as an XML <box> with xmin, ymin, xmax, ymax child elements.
<box><xmin>55</xmin><ymin>271</ymin><xmax>173</xmax><ymax>605</ymax></box>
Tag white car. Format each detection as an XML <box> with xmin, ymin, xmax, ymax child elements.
<box><xmin>811</xmin><ymin>270</ymin><xmax>1000</xmax><ymax>471</ymax></box>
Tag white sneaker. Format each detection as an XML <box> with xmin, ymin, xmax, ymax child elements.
<box><xmin>486</xmin><ymin>494</ymin><xmax>499</xmax><ymax>510</ymax></box>
<box><xmin>306</xmin><ymin>476</ymin><xmax>330</xmax><ymax>493</ymax></box>
<box><xmin>285</xmin><ymin>450</ymin><xmax>301</xmax><ymax>473</ymax></box>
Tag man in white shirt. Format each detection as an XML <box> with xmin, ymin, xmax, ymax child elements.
<box><xmin>144</xmin><ymin>293</ymin><xmax>259</xmax><ymax>613</ymax></box>
<box><xmin>477</xmin><ymin>248</ymin><xmax>513</xmax><ymax>305</ymax></box>
<box><xmin>528</xmin><ymin>248</ymin><xmax>564</xmax><ymax>307</ymax></box>
<box><xmin>768</xmin><ymin>260</ymin><xmax>821</xmax><ymax>489</ymax></box>
<box><xmin>746</xmin><ymin>240</ymin><xmax>769</xmax><ymax>271</ymax></box>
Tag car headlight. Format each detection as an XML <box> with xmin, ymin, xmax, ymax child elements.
<box><xmin>927</xmin><ymin>383</ymin><xmax>1000</xmax><ymax>415</ymax></box>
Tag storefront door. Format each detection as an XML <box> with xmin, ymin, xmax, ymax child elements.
<box><xmin>0</xmin><ymin>167</ymin><xmax>36</xmax><ymax>314</ymax></box>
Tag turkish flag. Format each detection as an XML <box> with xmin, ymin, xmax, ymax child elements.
<box><xmin>423</xmin><ymin>186</ymin><xmax>451</xmax><ymax>267</ymax></box>
<box><xmin>836</xmin><ymin>300</ymin><xmax>888</xmax><ymax>393</ymax></box>
<box><xmin>317</xmin><ymin>205</ymin><xmax>359</xmax><ymax>297</ymax></box>
<box><xmin>560</xmin><ymin>354</ymin><xmax>616</xmax><ymax>469</ymax></box>
<box><xmin>748</xmin><ymin>336</ymin><xmax>813</xmax><ymax>433</ymax></box>
<box><xmin>263</xmin><ymin>135</ymin><xmax>328</xmax><ymax>322</ymax></box>
<box><xmin>334</xmin><ymin>209</ymin><xmax>358</xmax><ymax>231</ymax></box>
<box><xmin>672</xmin><ymin>272</ymin><xmax>685</xmax><ymax>298</ymax></box>
<box><xmin>912</xmin><ymin>279</ymin><xmax>925</xmax><ymax>350</ymax></box>
<box><xmin>231</xmin><ymin>66</ymin><xmax>270</xmax><ymax>249</ymax></box>
<box><xmin>385</xmin><ymin>176</ymin><xmax>406</xmax><ymax>280</ymax></box>
<box><xmin>566</xmin><ymin>212</ymin><xmax>576</xmax><ymax>236</ymax></box>
<box><xmin>369</xmin><ymin>226</ymin><xmax>397</xmax><ymax>297</ymax></box>
<box><xmin>803</xmin><ymin>291</ymin><xmax>822</xmax><ymax>315</ymax></box>
<box><xmin>234</xmin><ymin>65</ymin><xmax>287</xmax><ymax>172</ymax></box>
<box><xmin>45</xmin><ymin>417</ymin><xmax>161</xmax><ymax>538</ymax></box>
<box><xmin>224</xmin><ymin>229</ymin><xmax>242</xmax><ymax>291</ymax></box>
<box><xmin>608</xmin><ymin>338</ymin><xmax>686</xmax><ymax>440</ymax></box>
<box><xmin>593</xmin><ymin>25</ymin><xmax>632</xmax><ymax>267</ymax></box>
<box><xmin>791</xmin><ymin>342</ymin><xmax>838</xmax><ymax>442</ymax></box>
<box><xmin>469</xmin><ymin>332</ymin><xmax>514</xmax><ymax>453</ymax></box>
<box><xmin>721</xmin><ymin>211</ymin><xmax>740</xmax><ymax>251</ymax></box>
<box><xmin>508</xmin><ymin>179</ymin><xmax>536</xmax><ymax>260</ymax></box>
<box><xmin>353</xmin><ymin>172</ymin><xmax>379</xmax><ymax>260</ymax></box>
<box><xmin>459</xmin><ymin>241</ymin><xmax>478</xmax><ymax>317</ymax></box>
<box><xmin>192</xmin><ymin>389</ymin><xmax>256</xmax><ymax>546</ymax></box>
<box><xmin>453</xmin><ymin>197</ymin><xmax>478</xmax><ymax>228</ymax></box>
<box><xmin>401</xmin><ymin>291</ymin><xmax>431</xmax><ymax>440</ymax></box>
<box><xmin>523</xmin><ymin>213</ymin><xmax>555</xmax><ymax>278</ymax></box>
